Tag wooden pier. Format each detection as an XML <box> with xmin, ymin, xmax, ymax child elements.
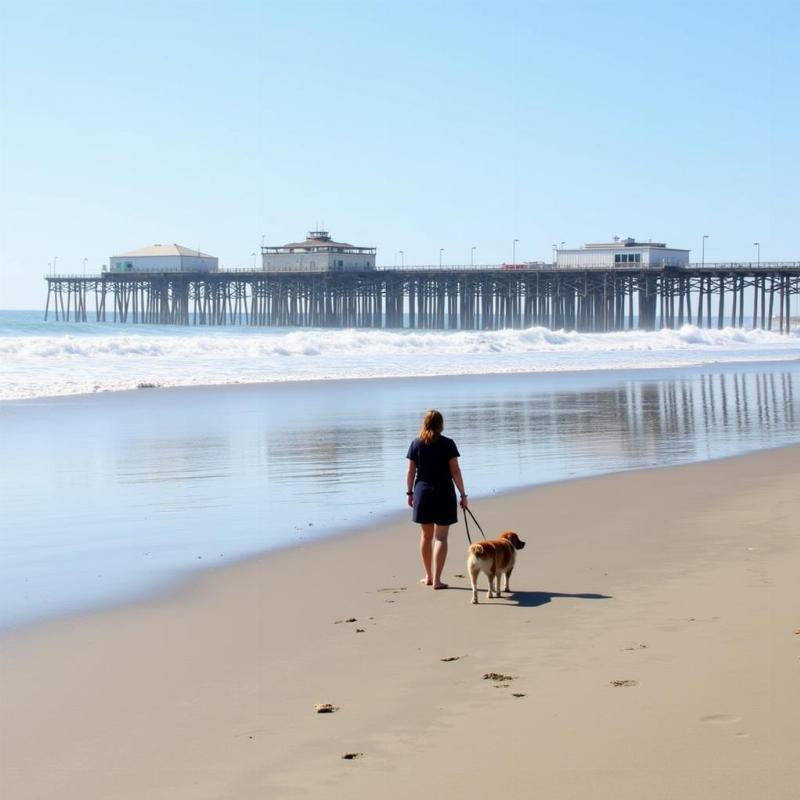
<box><xmin>44</xmin><ymin>264</ymin><xmax>800</xmax><ymax>333</ymax></box>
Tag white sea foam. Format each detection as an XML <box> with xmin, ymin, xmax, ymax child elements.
<box><xmin>1</xmin><ymin>324</ymin><xmax>798</xmax><ymax>401</ymax></box>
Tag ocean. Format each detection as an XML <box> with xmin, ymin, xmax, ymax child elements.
<box><xmin>1</xmin><ymin>310</ymin><xmax>799</xmax><ymax>401</ymax></box>
<box><xmin>1</xmin><ymin>310</ymin><xmax>799</xmax><ymax>630</ymax></box>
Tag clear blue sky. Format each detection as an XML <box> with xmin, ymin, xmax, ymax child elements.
<box><xmin>1</xmin><ymin>0</ymin><xmax>797</xmax><ymax>308</ymax></box>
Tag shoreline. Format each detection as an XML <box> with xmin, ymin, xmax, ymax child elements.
<box><xmin>2</xmin><ymin>446</ymin><xmax>799</xmax><ymax>798</ymax></box>
<box><xmin>2</xmin><ymin>352</ymin><xmax>799</xmax><ymax>406</ymax></box>
<box><xmin>4</xmin><ymin>359</ymin><xmax>798</xmax><ymax>634</ymax></box>
<box><xmin>3</xmin><ymin>438</ymin><xmax>800</xmax><ymax>641</ymax></box>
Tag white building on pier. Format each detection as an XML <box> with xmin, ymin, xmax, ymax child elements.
<box><xmin>109</xmin><ymin>244</ymin><xmax>218</xmax><ymax>273</ymax></box>
<box><xmin>261</xmin><ymin>230</ymin><xmax>376</xmax><ymax>272</ymax></box>
<box><xmin>556</xmin><ymin>238</ymin><xmax>689</xmax><ymax>268</ymax></box>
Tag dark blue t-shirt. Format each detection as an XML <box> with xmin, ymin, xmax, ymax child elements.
<box><xmin>406</xmin><ymin>435</ymin><xmax>460</xmax><ymax>487</ymax></box>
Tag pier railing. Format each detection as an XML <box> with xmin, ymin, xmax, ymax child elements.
<box><xmin>44</xmin><ymin>260</ymin><xmax>800</xmax><ymax>281</ymax></box>
<box><xmin>43</xmin><ymin>263</ymin><xmax>800</xmax><ymax>333</ymax></box>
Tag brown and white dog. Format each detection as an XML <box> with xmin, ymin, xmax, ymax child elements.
<box><xmin>467</xmin><ymin>531</ymin><xmax>526</xmax><ymax>604</ymax></box>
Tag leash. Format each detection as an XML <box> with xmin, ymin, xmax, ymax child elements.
<box><xmin>462</xmin><ymin>505</ymin><xmax>486</xmax><ymax>545</ymax></box>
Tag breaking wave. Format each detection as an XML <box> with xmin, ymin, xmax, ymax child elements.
<box><xmin>1</xmin><ymin>323</ymin><xmax>798</xmax><ymax>401</ymax></box>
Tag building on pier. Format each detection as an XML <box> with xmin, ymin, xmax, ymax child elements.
<box><xmin>109</xmin><ymin>244</ymin><xmax>218</xmax><ymax>273</ymax></box>
<box><xmin>261</xmin><ymin>230</ymin><xmax>376</xmax><ymax>272</ymax></box>
<box><xmin>556</xmin><ymin>237</ymin><xmax>689</xmax><ymax>268</ymax></box>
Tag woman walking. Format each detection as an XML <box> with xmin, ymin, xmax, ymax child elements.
<box><xmin>406</xmin><ymin>409</ymin><xmax>468</xmax><ymax>589</ymax></box>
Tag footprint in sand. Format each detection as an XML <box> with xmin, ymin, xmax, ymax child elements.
<box><xmin>609</xmin><ymin>679</ymin><xmax>639</xmax><ymax>688</ymax></box>
<box><xmin>700</xmin><ymin>714</ymin><xmax>742</xmax><ymax>724</ymax></box>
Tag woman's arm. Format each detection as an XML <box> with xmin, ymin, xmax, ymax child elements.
<box><xmin>449</xmin><ymin>457</ymin><xmax>468</xmax><ymax>508</ymax></box>
<box><xmin>406</xmin><ymin>459</ymin><xmax>416</xmax><ymax>507</ymax></box>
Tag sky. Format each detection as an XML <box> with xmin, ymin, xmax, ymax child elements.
<box><xmin>0</xmin><ymin>0</ymin><xmax>797</xmax><ymax>308</ymax></box>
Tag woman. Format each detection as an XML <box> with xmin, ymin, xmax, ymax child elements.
<box><xmin>406</xmin><ymin>409</ymin><xmax>468</xmax><ymax>590</ymax></box>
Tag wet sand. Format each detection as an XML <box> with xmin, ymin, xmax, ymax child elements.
<box><xmin>3</xmin><ymin>361</ymin><xmax>799</xmax><ymax>630</ymax></box>
<box><xmin>1</xmin><ymin>445</ymin><xmax>799</xmax><ymax>799</ymax></box>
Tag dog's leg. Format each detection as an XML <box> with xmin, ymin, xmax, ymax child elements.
<box><xmin>487</xmin><ymin>569</ymin><xmax>495</xmax><ymax>600</ymax></box>
<box><xmin>469</xmin><ymin>561</ymin><xmax>479</xmax><ymax>604</ymax></box>
<box><xmin>503</xmin><ymin>568</ymin><xmax>513</xmax><ymax>594</ymax></box>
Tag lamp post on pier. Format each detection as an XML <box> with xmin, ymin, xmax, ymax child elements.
<box><xmin>251</xmin><ymin>252</ymin><xmax>256</xmax><ymax>269</ymax></box>
<box><xmin>53</xmin><ymin>256</ymin><xmax>58</xmax><ymax>275</ymax></box>
<box><xmin>753</xmin><ymin>242</ymin><xmax>760</xmax><ymax>267</ymax></box>
<box><xmin>701</xmin><ymin>235</ymin><xmax>709</xmax><ymax>268</ymax></box>
<box><xmin>470</xmin><ymin>246</ymin><xmax>476</xmax><ymax>266</ymax></box>
<box><xmin>82</xmin><ymin>257</ymin><xmax>88</xmax><ymax>278</ymax></box>
<box><xmin>512</xmin><ymin>239</ymin><xmax>519</xmax><ymax>266</ymax></box>
<box><xmin>439</xmin><ymin>248</ymin><xmax>444</xmax><ymax>268</ymax></box>
<box><xmin>399</xmin><ymin>250</ymin><xmax>404</xmax><ymax>267</ymax></box>
<box><xmin>552</xmin><ymin>243</ymin><xmax>558</xmax><ymax>264</ymax></box>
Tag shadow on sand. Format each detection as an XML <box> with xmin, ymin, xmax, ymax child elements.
<box><xmin>507</xmin><ymin>590</ymin><xmax>612</xmax><ymax>608</ymax></box>
<box><xmin>446</xmin><ymin>586</ymin><xmax>612</xmax><ymax>607</ymax></box>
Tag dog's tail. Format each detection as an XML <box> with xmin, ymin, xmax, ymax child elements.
<box><xmin>468</xmin><ymin>542</ymin><xmax>485</xmax><ymax>556</ymax></box>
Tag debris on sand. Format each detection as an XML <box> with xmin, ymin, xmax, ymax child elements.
<box><xmin>483</xmin><ymin>672</ymin><xmax>513</xmax><ymax>682</ymax></box>
<box><xmin>610</xmin><ymin>680</ymin><xmax>638</xmax><ymax>688</ymax></box>
<box><xmin>314</xmin><ymin>703</ymin><xmax>339</xmax><ymax>714</ymax></box>
<box><xmin>441</xmin><ymin>656</ymin><xmax>460</xmax><ymax>662</ymax></box>
<box><xmin>341</xmin><ymin>752</ymin><xmax>364</xmax><ymax>760</ymax></box>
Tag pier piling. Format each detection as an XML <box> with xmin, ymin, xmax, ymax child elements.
<box><xmin>43</xmin><ymin>264</ymin><xmax>799</xmax><ymax>333</ymax></box>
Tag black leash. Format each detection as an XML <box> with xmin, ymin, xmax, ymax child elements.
<box><xmin>462</xmin><ymin>505</ymin><xmax>486</xmax><ymax>545</ymax></box>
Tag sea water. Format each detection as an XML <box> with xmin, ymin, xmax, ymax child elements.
<box><xmin>1</xmin><ymin>310</ymin><xmax>798</xmax><ymax>401</ymax></box>
<box><xmin>1</xmin><ymin>310</ymin><xmax>799</xmax><ymax>630</ymax></box>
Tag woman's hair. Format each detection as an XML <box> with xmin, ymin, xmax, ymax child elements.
<box><xmin>418</xmin><ymin>409</ymin><xmax>444</xmax><ymax>445</ymax></box>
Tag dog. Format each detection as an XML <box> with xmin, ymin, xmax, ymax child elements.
<box><xmin>467</xmin><ymin>531</ymin><xmax>526</xmax><ymax>604</ymax></box>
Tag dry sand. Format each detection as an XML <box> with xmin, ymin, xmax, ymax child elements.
<box><xmin>1</xmin><ymin>446</ymin><xmax>799</xmax><ymax>799</ymax></box>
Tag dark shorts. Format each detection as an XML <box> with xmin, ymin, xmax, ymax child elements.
<box><xmin>412</xmin><ymin>481</ymin><xmax>458</xmax><ymax>526</ymax></box>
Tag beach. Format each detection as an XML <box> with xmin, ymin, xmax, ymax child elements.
<box><xmin>1</xmin><ymin>314</ymin><xmax>799</xmax><ymax>797</ymax></box>
<box><xmin>3</xmin><ymin>0</ymin><xmax>798</xmax><ymax>794</ymax></box>
<box><xmin>2</xmin><ymin>361</ymin><xmax>799</xmax><ymax>631</ymax></box>
<box><xmin>2</xmin><ymin>444</ymin><xmax>798</xmax><ymax>799</ymax></box>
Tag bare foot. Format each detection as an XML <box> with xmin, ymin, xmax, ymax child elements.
<box><xmin>433</xmin><ymin>582</ymin><xmax>448</xmax><ymax>590</ymax></box>
<box><xmin>420</xmin><ymin>577</ymin><xmax>433</xmax><ymax>586</ymax></box>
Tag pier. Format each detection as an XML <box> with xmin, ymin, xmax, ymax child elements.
<box><xmin>44</xmin><ymin>263</ymin><xmax>800</xmax><ymax>333</ymax></box>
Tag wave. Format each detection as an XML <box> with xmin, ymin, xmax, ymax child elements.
<box><xmin>1</xmin><ymin>324</ymin><xmax>795</xmax><ymax>359</ymax></box>
<box><xmin>1</xmin><ymin>325</ymin><xmax>798</xmax><ymax>401</ymax></box>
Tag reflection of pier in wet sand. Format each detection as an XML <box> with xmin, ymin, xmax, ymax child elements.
<box><xmin>44</xmin><ymin>263</ymin><xmax>800</xmax><ymax>333</ymax></box>
<box><xmin>245</xmin><ymin>368</ymin><xmax>800</xmax><ymax>501</ymax></box>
